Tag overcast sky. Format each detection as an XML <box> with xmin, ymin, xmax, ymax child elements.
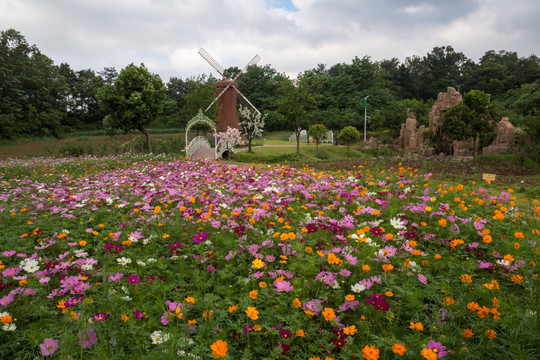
<box><xmin>1</xmin><ymin>0</ymin><xmax>538</xmax><ymax>81</ymax></box>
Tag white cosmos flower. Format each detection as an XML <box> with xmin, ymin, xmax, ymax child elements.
<box><xmin>150</xmin><ymin>330</ymin><xmax>169</xmax><ymax>344</ymax></box>
<box><xmin>351</xmin><ymin>284</ymin><xmax>366</xmax><ymax>293</ymax></box>
<box><xmin>116</xmin><ymin>257</ymin><xmax>131</xmax><ymax>266</ymax></box>
<box><xmin>22</xmin><ymin>259</ymin><xmax>39</xmax><ymax>273</ymax></box>
<box><xmin>390</xmin><ymin>217</ymin><xmax>406</xmax><ymax>230</ymax></box>
<box><xmin>2</xmin><ymin>323</ymin><xmax>16</xmax><ymax>331</ymax></box>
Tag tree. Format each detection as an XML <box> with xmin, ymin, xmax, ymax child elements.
<box><xmin>97</xmin><ymin>63</ymin><xmax>166</xmax><ymax>153</ymax></box>
<box><xmin>220</xmin><ymin>126</ymin><xmax>243</xmax><ymax>157</ymax></box>
<box><xmin>443</xmin><ymin>90</ymin><xmax>497</xmax><ymax>156</ymax></box>
<box><xmin>0</xmin><ymin>29</ymin><xmax>68</xmax><ymax>139</ymax></box>
<box><xmin>339</xmin><ymin>126</ymin><xmax>361</xmax><ymax>151</ymax></box>
<box><xmin>277</xmin><ymin>75</ymin><xmax>317</xmax><ymax>155</ymax></box>
<box><xmin>238</xmin><ymin>105</ymin><xmax>265</xmax><ymax>152</ymax></box>
<box><xmin>308</xmin><ymin>124</ymin><xmax>327</xmax><ymax>148</ymax></box>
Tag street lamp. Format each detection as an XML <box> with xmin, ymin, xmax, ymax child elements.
<box><xmin>363</xmin><ymin>95</ymin><xmax>369</xmax><ymax>142</ymax></box>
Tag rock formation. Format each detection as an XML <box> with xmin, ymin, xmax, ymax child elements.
<box><xmin>398</xmin><ymin>111</ymin><xmax>425</xmax><ymax>151</ymax></box>
<box><xmin>482</xmin><ymin>117</ymin><xmax>515</xmax><ymax>154</ymax></box>
<box><xmin>428</xmin><ymin>87</ymin><xmax>463</xmax><ymax>154</ymax></box>
<box><xmin>364</xmin><ymin>136</ymin><xmax>381</xmax><ymax>150</ymax></box>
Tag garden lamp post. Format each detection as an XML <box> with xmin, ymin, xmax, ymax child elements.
<box><xmin>363</xmin><ymin>95</ymin><xmax>369</xmax><ymax>142</ymax></box>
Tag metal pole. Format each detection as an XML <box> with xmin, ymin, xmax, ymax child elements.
<box><xmin>363</xmin><ymin>95</ymin><xmax>369</xmax><ymax>143</ymax></box>
<box><xmin>364</xmin><ymin>102</ymin><xmax>367</xmax><ymax>143</ymax></box>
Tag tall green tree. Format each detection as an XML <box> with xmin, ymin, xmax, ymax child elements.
<box><xmin>443</xmin><ymin>90</ymin><xmax>497</xmax><ymax>156</ymax></box>
<box><xmin>97</xmin><ymin>63</ymin><xmax>166</xmax><ymax>153</ymax></box>
<box><xmin>0</xmin><ymin>29</ymin><xmax>67</xmax><ymax>139</ymax></box>
<box><xmin>277</xmin><ymin>75</ymin><xmax>317</xmax><ymax>155</ymax></box>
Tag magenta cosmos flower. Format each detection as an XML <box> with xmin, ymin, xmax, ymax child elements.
<box><xmin>192</xmin><ymin>231</ymin><xmax>209</xmax><ymax>244</ymax></box>
<box><xmin>92</xmin><ymin>313</ymin><xmax>108</xmax><ymax>322</ymax></box>
<box><xmin>127</xmin><ymin>274</ymin><xmax>140</xmax><ymax>284</ymax></box>
<box><xmin>40</xmin><ymin>338</ymin><xmax>58</xmax><ymax>356</ymax></box>
<box><xmin>418</xmin><ymin>273</ymin><xmax>428</xmax><ymax>285</ymax></box>
<box><xmin>427</xmin><ymin>340</ymin><xmax>447</xmax><ymax>357</ymax></box>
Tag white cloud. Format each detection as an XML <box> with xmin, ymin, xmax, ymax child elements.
<box><xmin>1</xmin><ymin>0</ymin><xmax>537</xmax><ymax>81</ymax></box>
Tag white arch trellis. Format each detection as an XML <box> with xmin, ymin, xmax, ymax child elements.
<box><xmin>185</xmin><ymin>109</ymin><xmax>218</xmax><ymax>159</ymax></box>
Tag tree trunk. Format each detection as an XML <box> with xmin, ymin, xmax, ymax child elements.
<box><xmin>139</xmin><ymin>126</ymin><xmax>152</xmax><ymax>153</ymax></box>
<box><xmin>296</xmin><ymin>133</ymin><xmax>300</xmax><ymax>155</ymax></box>
<box><xmin>472</xmin><ymin>137</ymin><xmax>477</xmax><ymax>157</ymax></box>
<box><xmin>248</xmin><ymin>138</ymin><xmax>252</xmax><ymax>152</ymax></box>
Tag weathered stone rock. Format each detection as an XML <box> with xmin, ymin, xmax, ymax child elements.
<box><xmin>452</xmin><ymin>140</ymin><xmax>473</xmax><ymax>157</ymax></box>
<box><xmin>482</xmin><ymin>117</ymin><xmax>515</xmax><ymax>154</ymax></box>
<box><xmin>364</xmin><ymin>136</ymin><xmax>381</xmax><ymax>150</ymax></box>
<box><xmin>429</xmin><ymin>87</ymin><xmax>463</xmax><ymax>154</ymax></box>
<box><xmin>398</xmin><ymin>111</ymin><xmax>425</xmax><ymax>151</ymax></box>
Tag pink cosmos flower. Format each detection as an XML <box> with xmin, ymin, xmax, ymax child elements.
<box><xmin>40</xmin><ymin>338</ymin><xmax>58</xmax><ymax>356</ymax></box>
<box><xmin>418</xmin><ymin>274</ymin><xmax>428</xmax><ymax>285</ymax></box>
<box><xmin>274</xmin><ymin>280</ymin><xmax>293</xmax><ymax>292</ymax></box>
<box><xmin>79</xmin><ymin>328</ymin><xmax>98</xmax><ymax>349</ymax></box>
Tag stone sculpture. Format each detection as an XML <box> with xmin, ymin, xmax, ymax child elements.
<box><xmin>482</xmin><ymin>117</ymin><xmax>515</xmax><ymax>154</ymax></box>
<box><xmin>428</xmin><ymin>87</ymin><xmax>463</xmax><ymax>154</ymax></box>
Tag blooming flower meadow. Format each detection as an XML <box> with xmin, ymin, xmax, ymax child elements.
<box><xmin>0</xmin><ymin>154</ymin><xmax>538</xmax><ymax>359</ymax></box>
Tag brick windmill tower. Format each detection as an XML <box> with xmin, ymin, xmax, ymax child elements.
<box><xmin>198</xmin><ymin>48</ymin><xmax>261</xmax><ymax>132</ymax></box>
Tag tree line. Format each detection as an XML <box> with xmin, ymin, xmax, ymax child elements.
<box><xmin>1</xmin><ymin>28</ymin><xmax>539</xmax><ymax>142</ymax></box>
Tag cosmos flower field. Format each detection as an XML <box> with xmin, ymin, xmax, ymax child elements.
<box><xmin>0</xmin><ymin>154</ymin><xmax>538</xmax><ymax>359</ymax></box>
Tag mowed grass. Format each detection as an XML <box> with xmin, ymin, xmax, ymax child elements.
<box><xmin>234</xmin><ymin>144</ymin><xmax>365</xmax><ymax>163</ymax></box>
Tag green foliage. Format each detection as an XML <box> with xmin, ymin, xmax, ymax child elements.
<box><xmin>443</xmin><ymin>90</ymin><xmax>497</xmax><ymax>156</ymax></box>
<box><xmin>0</xmin><ymin>29</ymin><xmax>68</xmax><ymax>139</ymax></box>
<box><xmin>97</xmin><ymin>63</ymin><xmax>166</xmax><ymax>153</ymax></box>
<box><xmin>277</xmin><ymin>76</ymin><xmax>318</xmax><ymax>155</ymax></box>
<box><xmin>338</xmin><ymin>126</ymin><xmax>361</xmax><ymax>151</ymax></box>
<box><xmin>308</xmin><ymin>124</ymin><xmax>328</xmax><ymax>148</ymax></box>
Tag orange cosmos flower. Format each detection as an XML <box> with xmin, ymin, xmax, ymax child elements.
<box><xmin>421</xmin><ymin>348</ymin><xmax>438</xmax><ymax>360</ymax></box>
<box><xmin>322</xmin><ymin>307</ymin><xmax>336</xmax><ymax>321</ymax></box>
<box><xmin>296</xmin><ymin>329</ymin><xmax>305</xmax><ymax>337</ymax></box>
<box><xmin>442</xmin><ymin>296</ymin><xmax>455</xmax><ymax>306</ymax></box>
<box><xmin>485</xmin><ymin>329</ymin><xmax>496</xmax><ymax>339</ymax></box>
<box><xmin>249</xmin><ymin>290</ymin><xmax>258</xmax><ymax>299</ymax></box>
<box><xmin>410</xmin><ymin>321</ymin><xmax>424</xmax><ymax>331</ymax></box>
<box><xmin>462</xmin><ymin>328</ymin><xmax>474</xmax><ymax>338</ymax></box>
<box><xmin>228</xmin><ymin>305</ymin><xmax>237</xmax><ymax>313</ymax></box>
<box><xmin>392</xmin><ymin>343</ymin><xmax>407</xmax><ymax>355</ymax></box>
<box><xmin>210</xmin><ymin>340</ymin><xmax>228</xmax><ymax>358</ymax></box>
<box><xmin>460</xmin><ymin>274</ymin><xmax>472</xmax><ymax>284</ymax></box>
<box><xmin>362</xmin><ymin>345</ymin><xmax>380</xmax><ymax>360</ymax></box>
<box><xmin>511</xmin><ymin>274</ymin><xmax>523</xmax><ymax>283</ymax></box>
<box><xmin>203</xmin><ymin>310</ymin><xmax>213</xmax><ymax>320</ymax></box>
<box><xmin>343</xmin><ymin>325</ymin><xmax>357</xmax><ymax>335</ymax></box>
<box><xmin>362</xmin><ymin>264</ymin><xmax>371</xmax><ymax>271</ymax></box>
<box><xmin>382</xmin><ymin>264</ymin><xmax>394</xmax><ymax>272</ymax></box>
<box><xmin>246</xmin><ymin>306</ymin><xmax>259</xmax><ymax>320</ymax></box>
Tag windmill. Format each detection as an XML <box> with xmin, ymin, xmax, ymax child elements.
<box><xmin>198</xmin><ymin>48</ymin><xmax>261</xmax><ymax>132</ymax></box>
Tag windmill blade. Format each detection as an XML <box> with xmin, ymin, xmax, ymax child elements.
<box><xmin>198</xmin><ymin>48</ymin><xmax>226</xmax><ymax>78</ymax></box>
<box><xmin>204</xmin><ymin>84</ymin><xmax>232</xmax><ymax>112</ymax></box>
<box><xmin>233</xmin><ymin>86</ymin><xmax>261</xmax><ymax>115</ymax></box>
<box><xmin>232</xmin><ymin>54</ymin><xmax>261</xmax><ymax>82</ymax></box>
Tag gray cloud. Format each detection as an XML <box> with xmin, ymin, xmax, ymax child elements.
<box><xmin>1</xmin><ymin>0</ymin><xmax>537</xmax><ymax>80</ymax></box>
